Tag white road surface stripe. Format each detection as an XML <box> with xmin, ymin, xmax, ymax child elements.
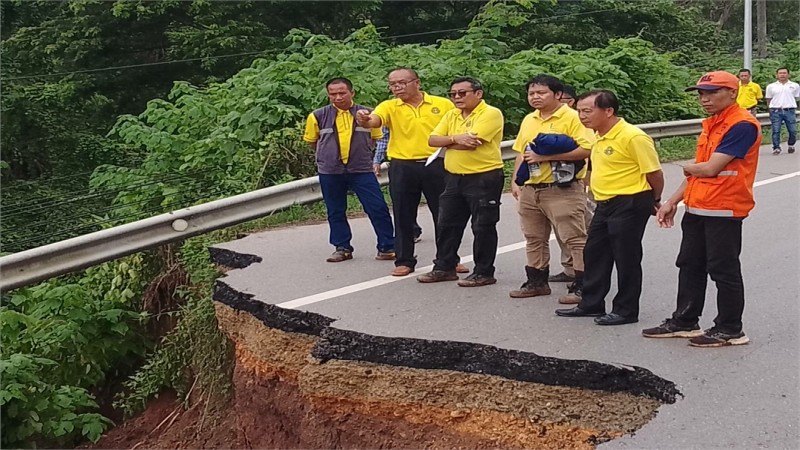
<box><xmin>278</xmin><ymin>170</ymin><xmax>799</xmax><ymax>310</ymax></box>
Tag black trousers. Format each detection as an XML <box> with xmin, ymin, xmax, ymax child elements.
<box><xmin>670</xmin><ymin>213</ymin><xmax>745</xmax><ymax>333</ymax></box>
<box><xmin>433</xmin><ymin>169</ymin><xmax>504</xmax><ymax>276</ymax></box>
<box><xmin>388</xmin><ymin>158</ymin><xmax>446</xmax><ymax>268</ymax></box>
<box><xmin>579</xmin><ymin>191</ymin><xmax>654</xmax><ymax>318</ymax></box>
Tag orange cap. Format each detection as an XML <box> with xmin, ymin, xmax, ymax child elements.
<box><xmin>685</xmin><ymin>71</ymin><xmax>739</xmax><ymax>91</ymax></box>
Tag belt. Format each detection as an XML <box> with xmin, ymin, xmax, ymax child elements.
<box><xmin>770</xmin><ymin>107</ymin><xmax>796</xmax><ymax>111</ymax></box>
<box><xmin>527</xmin><ymin>180</ymin><xmax>577</xmax><ymax>189</ymax></box>
<box><xmin>393</xmin><ymin>158</ymin><xmax>429</xmax><ymax>163</ymax></box>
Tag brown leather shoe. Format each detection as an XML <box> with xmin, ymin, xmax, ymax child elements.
<box><xmin>326</xmin><ymin>249</ymin><xmax>353</xmax><ymax>263</ymax></box>
<box><xmin>375</xmin><ymin>250</ymin><xmax>396</xmax><ymax>261</ymax></box>
<box><xmin>455</xmin><ymin>263</ymin><xmax>469</xmax><ymax>274</ymax></box>
<box><xmin>509</xmin><ymin>282</ymin><xmax>551</xmax><ymax>298</ymax></box>
<box><xmin>558</xmin><ymin>292</ymin><xmax>580</xmax><ymax>304</ymax></box>
<box><xmin>558</xmin><ymin>282</ymin><xmax>582</xmax><ymax>304</ymax></box>
<box><xmin>391</xmin><ymin>266</ymin><xmax>414</xmax><ymax>277</ymax></box>
<box><xmin>416</xmin><ymin>270</ymin><xmax>459</xmax><ymax>283</ymax></box>
<box><xmin>457</xmin><ymin>273</ymin><xmax>497</xmax><ymax>287</ymax></box>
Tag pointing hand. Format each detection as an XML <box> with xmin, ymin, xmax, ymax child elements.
<box><xmin>356</xmin><ymin>109</ymin><xmax>371</xmax><ymax>125</ymax></box>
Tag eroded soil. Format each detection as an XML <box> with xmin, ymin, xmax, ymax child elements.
<box><xmin>89</xmin><ymin>303</ymin><xmax>669</xmax><ymax>449</ymax></box>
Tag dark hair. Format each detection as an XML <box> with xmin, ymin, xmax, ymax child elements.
<box><xmin>776</xmin><ymin>67</ymin><xmax>790</xmax><ymax>74</ymax></box>
<box><xmin>525</xmin><ymin>74</ymin><xmax>564</xmax><ymax>95</ymax></box>
<box><xmin>576</xmin><ymin>89</ymin><xmax>620</xmax><ymax>115</ymax></box>
<box><xmin>738</xmin><ymin>68</ymin><xmax>751</xmax><ymax>75</ymax></box>
<box><xmin>326</xmin><ymin>77</ymin><xmax>353</xmax><ymax>91</ymax></box>
<box><xmin>450</xmin><ymin>76</ymin><xmax>483</xmax><ymax>92</ymax></box>
<box><xmin>562</xmin><ymin>84</ymin><xmax>577</xmax><ymax>99</ymax></box>
<box><xmin>389</xmin><ymin>67</ymin><xmax>419</xmax><ymax>80</ymax></box>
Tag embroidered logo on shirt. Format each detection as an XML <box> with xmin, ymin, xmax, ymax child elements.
<box><xmin>604</xmin><ymin>147</ymin><xmax>614</xmax><ymax>155</ymax></box>
<box><xmin>432</xmin><ymin>107</ymin><xmax>441</xmax><ymax>114</ymax></box>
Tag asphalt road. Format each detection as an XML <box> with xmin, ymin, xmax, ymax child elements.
<box><xmin>213</xmin><ymin>144</ymin><xmax>800</xmax><ymax>450</ymax></box>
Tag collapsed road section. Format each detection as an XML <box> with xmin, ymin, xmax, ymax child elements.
<box><xmin>207</xmin><ymin>245</ymin><xmax>681</xmax><ymax>450</ymax></box>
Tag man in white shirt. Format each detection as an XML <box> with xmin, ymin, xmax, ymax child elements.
<box><xmin>765</xmin><ymin>67</ymin><xmax>799</xmax><ymax>155</ymax></box>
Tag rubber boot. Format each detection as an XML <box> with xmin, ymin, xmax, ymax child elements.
<box><xmin>509</xmin><ymin>266</ymin><xmax>552</xmax><ymax>298</ymax></box>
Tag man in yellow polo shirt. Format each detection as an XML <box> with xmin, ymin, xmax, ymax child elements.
<box><xmin>303</xmin><ymin>77</ymin><xmax>394</xmax><ymax>263</ymax></box>
<box><xmin>736</xmin><ymin>68</ymin><xmax>763</xmax><ymax>115</ymax></box>
<box><xmin>356</xmin><ymin>68</ymin><xmax>455</xmax><ymax>277</ymax></box>
<box><xmin>556</xmin><ymin>90</ymin><xmax>664</xmax><ymax>326</ymax></box>
<box><xmin>509</xmin><ymin>75</ymin><xmax>594</xmax><ymax>301</ymax></box>
<box><xmin>414</xmin><ymin>77</ymin><xmax>504</xmax><ymax>287</ymax></box>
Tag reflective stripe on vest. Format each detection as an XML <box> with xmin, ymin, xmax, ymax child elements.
<box><xmin>717</xmin><ymin>170</ymin><xmax>738</xmax><ymax>176</ymax></box>
<box><xmin>686</xmin><ymin>207</ymin><xmax>734</xmax><ymax>217</ymax></box>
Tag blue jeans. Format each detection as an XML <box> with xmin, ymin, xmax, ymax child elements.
<box><xmin>769</xmin><ymin>108</ymin><xmax>797</xmax><ymax>149</ymax></box>
<box><xmin>318</xmin><ymin>172</ymin><xmax>394</xmax><ymax>253</ymax></box>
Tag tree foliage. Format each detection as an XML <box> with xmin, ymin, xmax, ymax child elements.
<box><xmin>0</xmin><ymin>255</ymin><xmax>150</xmax><ymax>447</ymax></box>
<box><xmin>0</xmin><ymin>3</ymin><xmax>796</xmax><ymax>446</ymax></box>
<box><xmin>89</xmin><ymin>1</ymin><xmax>702</xmax><ymax>226</ymax></box>
<box><xmin>2</xmin><ymin>0</ymin><xmax>796</xmax><ymax>252</ymax></box>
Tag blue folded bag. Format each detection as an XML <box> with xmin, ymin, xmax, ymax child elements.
<box><xmin>514</xmin><ymin>133</ymin><xmax>581</xmax><ymax>186</ymax></box>
<box><xmin>531</xmin><ymin>133</ymin><xmax>579</xmax><ymax>155</ymax></box>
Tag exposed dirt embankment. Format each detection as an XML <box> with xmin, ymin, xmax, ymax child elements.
<box><xmin>89</xmin><ymin>252</ymin><xmax>679</xmax><ymax>449</ymax></box>
<box><xmin>218</xmin><ymin>300</ymin><xmax>670</xmax><ymax>449</ymax></box>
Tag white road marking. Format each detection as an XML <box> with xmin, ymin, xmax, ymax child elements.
<box><xmin>278</xmin><ymin>170</ymin><xmax>800</xmax><ymax>310</ymax></box>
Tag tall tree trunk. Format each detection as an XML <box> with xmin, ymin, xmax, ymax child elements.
<box><xmin>756</xmin><ymin>0</ymin><xmax>768</xmax><ymax>57</ymax></box>
<box><xmin>716</xmin><ymin>0</ymin><xmax>736</xmax><ymax>28</ymax></box>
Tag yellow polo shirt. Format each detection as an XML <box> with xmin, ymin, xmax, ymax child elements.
<box><xmin>303</xmin><ymin>106</ymin><xmax>383</xmax><ymax>164</ymax></box>
<box><xmin>430</xmin><ymin>100</ymin><xmax>504</xmax><ymax>174</ymax></box>
<box><xmin>372</xmin><ymin>93</ymin><xmax>454</xmax><ymax>160</ymax></box>
<box><xmin>512</xmin><ymin>104</ymin><xmax>595</xmax><ymax>184</ymax></box>
<box><xmin>589</xmin><ymin>118</ymin><xmax>661</xmax><ymax>201</ymax></box>
<box><xmin>736</xmin><ymin>82</ymin><xmax>763</xmax><ymax>109</ymax></box>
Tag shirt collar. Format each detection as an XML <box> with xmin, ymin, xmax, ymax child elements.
<box><xmin>394</xmin><ymin>92</ymin><xmax>432</xmax><ymax>106</ymax></box>
<box><xmin>465</xmin><ymin>99</ymin><xmax>488</xmax><ymax>117</ymax></box>
<box><xmin>532</xmin><ymin>103</ymin><xmax>567</xmax><ymax>120</ymax></box>
<box><xmin>599</xmin><ymin>118</ymin><xmax>627</xmax><ymax>140</ymax></box>
<box><xmin>333</xmin><ymin>103</ymin><xmax>354</xmax><ymax>113</ymax></box>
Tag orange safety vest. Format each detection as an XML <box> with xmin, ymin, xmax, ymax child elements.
<box><xmin>684</xmin><ymin>104</ymin><xmax>761</xmax><ymax>218</ymax></box>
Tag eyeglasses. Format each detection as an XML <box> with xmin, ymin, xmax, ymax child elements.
<box><xmin>387</xmin><ymin>79</ymin><xmax>418</xmax><ymax>90</ymax></box>
<box><xmin>448</xmin><ymin>89</ymin><xmax>475</xmax><ymax>99</ymax></box>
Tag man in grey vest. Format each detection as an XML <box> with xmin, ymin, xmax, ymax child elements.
<box><xmin>303</xmin><ymin>78</ymin><xmax>395</xmax><ymax>262</ymax></box>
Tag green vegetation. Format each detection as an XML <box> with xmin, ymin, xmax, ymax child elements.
<box><xmin>1</xmin><ymin>256</ymin><xmax>151</xmax><ymax>447</ymax></box>
<box><xmin>1</xmin><ymin>0</ymin><xmax>797</xmax><ymax>446</ymax></box>
<box><xmin>657</xmin><ymin>137</ymin><xmax>699</xmax><ymax>162</ymax></box>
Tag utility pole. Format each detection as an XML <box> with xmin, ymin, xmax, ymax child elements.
<box><xmin>744</xmin><ymin>0</ymin><xmax>752</xmax><ymax>70</ymax></box>
<box><xmin>757</xmin><ymin>0</ymin><xmax>768</xmax><ymax>58</ymax></box>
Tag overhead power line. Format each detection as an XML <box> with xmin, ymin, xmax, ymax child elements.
<box><xmin>3</xmin><ymin>50</ymin><xmax>273</xmax><ymax>81</ymax></box>
<box><xmin>7</xmin><ymin>185</ymin><xmax>235</xmax><ymax>250</ymax></box>
<box><xmin>3</xmin><ymin>7</ymin><xmax>618</xmax><ymax>82</ymax></box>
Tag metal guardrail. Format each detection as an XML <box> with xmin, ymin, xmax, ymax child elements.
<box><xmin>0</xmin><ymin>112</ymin><xmax>786</xmax><ymax>292</ymax></box>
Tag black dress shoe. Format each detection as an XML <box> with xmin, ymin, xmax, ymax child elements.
<box><xmin>555</xmin><ymin>306</ymin><xmax>605</xmax><ymax>317</ymax></box>
<box><xmin>594</xmin><ymin>313</ymin><xmax>638</xmax><ymax>326</ymax></box>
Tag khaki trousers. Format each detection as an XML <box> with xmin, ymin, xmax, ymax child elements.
<box><xmin>556</xmin><ymin>194</ymin><xmax>594</xmax><ymax>275</ymax></box>
<box><xmin>518</xmin><ymin>182</ymin><xmax>587</xmax><ymax>271</ymax></box>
